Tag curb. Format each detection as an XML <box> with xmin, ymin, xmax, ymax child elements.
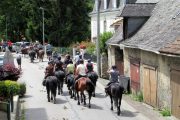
<box><xmin>11</xmin><ymin>95</ymin><xmax>20</xmax><ymax>120</ymax></box>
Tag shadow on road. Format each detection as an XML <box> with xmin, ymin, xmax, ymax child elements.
<box><xmin>55</xmin><ymin>98</ymin><xmax>68</xmax><ymax>104</ymax></box>
<box><xmin>94</xmin><ymin>93</ymin><xmax>106</xmax><ymax>98</ymax></box>
<box><xmin>90</xmin><ymin>103</ymin><xmax>103</xmax><ymax>110</ymax></box>
<box><xmin>25</xmin><ymin>108</ymin><xmax>48</xmax><ymax>120</ymax></box>
<box><xmin>120</xmin><ymin>110</ymin><xmax>139</xmax><ymax>117</ymax></box>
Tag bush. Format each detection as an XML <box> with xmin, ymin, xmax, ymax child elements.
<box><xmin>0</xmin><ymin>80</ymin><xmax>20</xmax><ymax>99</ymax></box>
<box><xmin>19</xmin><ymin>83</ymin><xmax>26</xmax><ymax>97</ymax></box>
<box><xmin>100</xmin><ymin>32</ymin><xmax>113</xmax><ymax>54</ymax></box>
<box><xmin>79</xmin><ymin>41</ymin><xmax>96</xmax><ymax>54</ymax></box>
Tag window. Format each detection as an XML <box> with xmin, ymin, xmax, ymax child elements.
<box><xmin>104</xmin><ymin>20</ymin><xmax>107</xmax><ymax>32</ymax></box>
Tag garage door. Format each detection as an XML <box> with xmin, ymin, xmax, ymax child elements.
<box><xmin>171</xmin><ymin>68</ymin><xmax>180</xmax><ymax>119</ymax></box>
<box><xmin>143</xmin><ymin>65</ymin><xmax>157</xmax><ymax>107</ymax></box>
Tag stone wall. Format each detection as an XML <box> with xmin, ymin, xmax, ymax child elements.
<box><xmin>101</xmin><ymin>54</ymin><xmax>109</xmax><ymax>79</ymax></box>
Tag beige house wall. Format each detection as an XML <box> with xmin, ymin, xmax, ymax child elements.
<box><xmin>107</xmin><ymin>45</ymin><xmax>116</xmax><ymax>68</ymax></box>
<box><xmin>124</xmin><ymin>47</ymin><xmax>180</xmax><ymax>109</ymax></box>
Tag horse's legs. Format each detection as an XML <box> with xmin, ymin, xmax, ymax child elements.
<box><xmin>46</xmin><ymin>85</ymin><xmax>50</xmax><ymax>102</ymax></box>
<box><xmin>83</xmin><ymin>92</ymin><xmax>86</xmax><ymax>106</ymax></box>
<box><xmin>57</xmin><ymin>81</ymin><xmax>60</xmax><ymax>95</ymax></box>
<box><xmin>110</xmin><ymin>95</ymin><xmax>113</xmax><ymax>110</ymax></box>
<box><xmin>77</xmin><ymin>91</ymin><xmax>80</xmax><ymax>105</ymax></box>
<box><xmin>117</xmin><ymin>94</ymin><xmax>123</xmax><ymax>115</ymax></box>
<box><xmin>60</xmin><ymin>80</ymin><xmax>64</xmax><ymax>94</ymax></box>
<box><xmin>80</xmin><ymin>92</ymin><xmax>83</xmax><ymax>103</ymax></box>
<box><xmin>88</xmin><ymin>92</ymin><xmax>92</xmax><ymax>108</ymax></box>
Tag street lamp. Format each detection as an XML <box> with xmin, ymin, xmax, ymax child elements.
<box><xmin>39</xmin><ymin>7</ymin><xmax>46</xmax><ymax>54</ymax></box>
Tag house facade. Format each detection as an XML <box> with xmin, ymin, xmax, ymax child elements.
<box><xmin>89</xmin><ymin>0</ymin><xmax>125</xmax><ymax>42</ymax></box>
<box><xmin>121</xmin><ymin>0</ymin><xmax>180</xmax><ymax>118</ymax></box>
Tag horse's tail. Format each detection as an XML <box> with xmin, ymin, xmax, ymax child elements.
<box><xmin>86</xmin><ymin>79</ymin><xmax>95</xmax><ymax>93</ymax></box>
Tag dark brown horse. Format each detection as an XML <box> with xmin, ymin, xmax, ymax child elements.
<box><xmin>45</xmin><ymin>76</ymin><xmax>58</xmax><ymax>104</ymax></box>
<box><xmin>74</xmin><ymin>77</ymin><xmax>95</xmax><ymax>108</ymax></box>
<box><xmin>87</xmin><ymin>71</ymin><xmax>98</xmax><ymax>97</ymax></box>
<box><xmin>105</xmin><ymin>82</ymin><xmax>124</xmax><ymax>115</ymax></box>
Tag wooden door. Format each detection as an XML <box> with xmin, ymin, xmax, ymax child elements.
<box><xmin>143</xmin><ymin>66</ymin><xmax>157</xmax><ymax>107</ymax></box>
<box><xmin>171</xmin><ymin>68</ymin><xmax>180</xmax><ymax>119</ymax></box>
<box><xmin>130</xmin><ymin>62</ymin><xmax>140</xmax><ymax>93</ymax></box>
<box><xmin>115</xmin><ymin>48</ymin><xmax>124</xmax><ymax>75</ymax></box>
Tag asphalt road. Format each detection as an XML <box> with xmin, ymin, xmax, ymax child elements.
<box><xmin>16</xmin><ymin>56</ymin><xmax>150</xmax><ymax>120</ymax></box>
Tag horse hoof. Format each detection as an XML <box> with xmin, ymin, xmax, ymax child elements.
<box><xmin>78</xmin><ymin>102</ymin><xmax>80</xmax><ymax>105</ymax></box>
<box><xmin>111</xmin><ymin>108</ymin><xmax>113</xmax><ymax>111</ymax></box>
<box><xmin>58</xmin><ymin>92</ymin><xmax>60</xmax><ymax>95</ymax></box>
<box><xmin>93</xmin><ymin>94</ymin><xmax>95</xmax><ymax>97</ymax></box>
<box><xmin>89</xmin><ymin>105</ymin><xmax>91</xmax><ymax>108</ymax></box>
<box><xmin>117</xmin><ymin>112</ymin><xmax>120</xmax><ymax>116</ymax></box>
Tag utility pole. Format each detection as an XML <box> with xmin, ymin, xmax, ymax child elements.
<box><xmin>96</xmin><ymin>0</ymin><xmax>101</xmax><ymax>76</ymax></box>
<box><xmin>40</xmin><ymin>7</ymin><xmax>46</xmax><ymax>55</ymax></box>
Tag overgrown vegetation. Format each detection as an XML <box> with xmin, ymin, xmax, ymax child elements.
<box><xmin>130</xmin><ymin>91</ymin><xmax>143</xmax><ymax>102</ymax></box>
<box><xmin>19</xmin><ymin>83</ymin><xmax>26</xmax><ymax>97</ymax></box>
<box><xmin>0</xmin><ymin>80</ymin><xmax>20</xmax><ymax>99</ymax></box>
<box><xmin>100</xmin><ymin>32</ymin><xmax>113</xmax><ymax>54</ymax></box>
<box><xmin>160</xmin><ymin>108</ymin><xmax>171</xmax><ymax>116</ymax></box>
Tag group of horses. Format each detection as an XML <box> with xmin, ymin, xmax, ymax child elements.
<box><xmin>43</xmin><ymin>60</ymin><xmax>99</xmax><ymax>109</ymax></box>
<box><xmin>42</xmin><ymin>57</ymin><xmax>125</xmax><ymax>115</ymax></box>
<box><xmin>20</xmin><ymin>46</ymin><xmax>45</xmax><ymax>62</ymax></box>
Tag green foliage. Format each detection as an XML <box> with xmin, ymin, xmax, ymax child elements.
<box><xmin>0</xmin><ymin>80</ymin><xmax>20</xmax><ymax>98</ymax></box>
<box><xmin>86</xmin><ymin>43</ymin><xmax>96</xmax><ymax>54</ymax></box>
<box><xmin>130</xmin><ymin>91</ymin><xmax>143</xmax><ymax>102</ymax></box>
<box><xmin>160</xmin><ymin>108</ymin><xmax>171</xmax><ymax>116</ymax></box>
<box><xmin>0</xmin><ymin>0</ymin><xmax>93</xmax><ymax>45</ymax></box>
<box><xmin>19</xmin><ymin>83</ymin><xmax>26</xmax><ymax>97</ymax></box>
<box><xmin>100</xmin><ymin>32</ymin><xmax>113</xmax><ymax>54</ymax></box>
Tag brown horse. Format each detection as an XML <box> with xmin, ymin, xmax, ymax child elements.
<box><xmin>38</xmin><ymin>49</ymin><xmax>45</xmax><ymax>62</ymax></box>
<box><xmin>21</xmin><ymin>47</ymin><xmax>29</xmax><ymax>57</ymax></box>
<box><xmin>74</xmin><ymin>77</ymin><xmax>95</xmax><ymax>108</ymax></box>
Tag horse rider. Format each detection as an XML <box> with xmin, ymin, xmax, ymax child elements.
<box><xmin>54</xmin><ymin>56</ymin><xmax>64</xmax><ymax>72</ymax></box>
<box><xmin>44</xmin><ymin>61</ymin><xmax>55</xmax><ymax>79</ymax></box>
<box><xmin>105</xmin><ymin>65</ymin><xmax>120</xmax><ymax>90</ymax></box>
<box><xmin>75</xmin><ymin>59</ymin><xmax>86</xmax><ymax>81</ymax></box>
<box><xmin>64</xmin><ymin>53</ymin><xmax>71</xmax><ymax>68</ymax></box>
<box><xmin>86</xmin><ymin>59</ymin><xmax>94</xmax><ymax>73</ymax></box>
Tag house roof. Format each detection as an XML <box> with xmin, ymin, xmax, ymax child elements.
<box><xmin>122</xmin><ymin>0</ymin><xmax>180</xmax><ymax>54</ymax></box>
<box><xmin>110</xmin><ymin>18</ymin><xmax>123</xmax><ymax>27</ymax></box>
<box><xmin>159</xmin><ymin>37</ymin><xmax>180</xmax><ymax>55</ymax></box>
<box><xmin>120</xmin><ymin>3</ymin><xmax>156</xmax><ymax>17</ymax></box>
<box><xmin>106</xmin><ymin>25</ymin><xmax>123</xmax><ymax>45</ymax></box>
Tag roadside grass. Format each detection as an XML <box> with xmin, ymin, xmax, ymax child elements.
<box><xmin>21</xmin><ymin>102</ymin><xmax>25</xmax><ymax>120</ymax></box>
<box><xmin>159</xmin><ymin>108</ymin><xmax>171</xmax><ymax>117</ymax></box>
<box><xmin>129</xmin><ymin>91</ymin><xmax>143</xmax><ymax>102</ymax></box>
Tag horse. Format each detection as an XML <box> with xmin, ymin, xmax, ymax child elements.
<box><xmin>74</xmin><ymin>77</ymin><xmax>95</xmax><ymax>108</ymax></box>
<box><xmin>45</xmin><ymin>76</ymin><xmax>58</xmax><ymax>104</ymax></box>
<box><xmin>38</xmin><ymin>49</ymin><xmax>45</xmax><ymax>62</ymax></box>
<box><xmin>21</xmin><ymin>47</ymin><xmax>29</xmax><ymax>57</ymax></box>
<box><xmin>28</xmin><ymin>50</ymin><xmax>36</xmax><ymax>63</ymax></box>
<box><xmin>66</xmin><ymin>73</ymin><xmax>75</xmax><ymax>98</ymax></box>
<box><xmin>105</xmin><ymin>82</ymin><xmax>124</xmax><ymax>115</ymax></box>
<box><xmin>54</xmin><ymin>70</ymin><xmax>65</xmax><ymax>95</ymax></box>
<box><xmin>87</xmin><ymin>71</ymin><xmax>98</xmax><ymax>97</ymax></box>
